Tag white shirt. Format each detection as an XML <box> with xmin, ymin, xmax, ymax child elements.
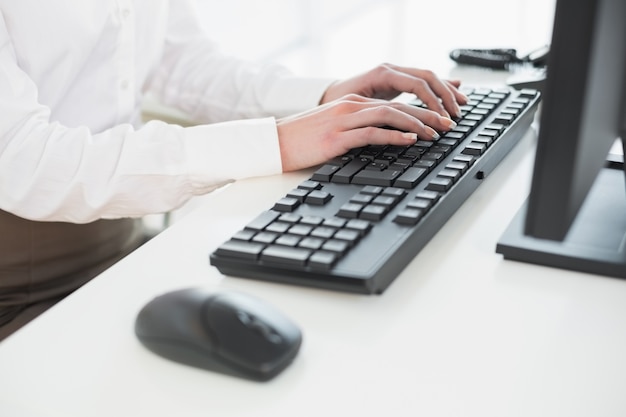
<box><xmin>0</xmin><ymin>0</ymin><xmax>333</xmax><ymax>223</ymax></box>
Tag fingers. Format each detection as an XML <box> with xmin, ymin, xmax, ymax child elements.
<box><xmin>336</xmin><ymin>126</ymin><xmax>419</xmax><ymax>151</ymax></box>
<box><xmin>376</xmin><ymin>64</ymin><xmax>468</xmax><ymax>118</ymax></box>
<box><xmin>445</xmin><ymin>80</ymin><xmax>469</xmax><ymax>105</ymax></box>
<box><xmin>333</xmin><ymin>97</ymin><xmax>456</xmax><ymax>140</ymax></box>
<box><xmin>277</xmin><ymin>94</ymin><xmax>460</xmax><ymax>172</ymax></box>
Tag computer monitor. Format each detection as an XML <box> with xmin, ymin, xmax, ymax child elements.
<box><xmin>496</xmin><ymin>0</ymin><xmax>626</xmax><ymax>277</ymax></box>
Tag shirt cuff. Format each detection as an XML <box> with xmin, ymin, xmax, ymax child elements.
<box><xmin>183</xmin><ymin>117</ymin><xmax>283</xmax><ymax>193</ymax></box>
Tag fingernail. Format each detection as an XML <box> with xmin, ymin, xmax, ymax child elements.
<box><xmin>453</xmin><ymin>104</ymin><xmax>462</xmax><ymax>119</ymax></box>
<box><xmin>440</xmin><ymin>116</ymin><xmax>457</xmax><ymax>130</ymax></box>
<box><xmin>402</xmin><ymin>132</ymin><xmax>418</xmax><ymax>141</ymax></box>
<box><xmin>425</xmin><ymin>127</ymin><xmax>440</xmax><ymax>140</ymax></box>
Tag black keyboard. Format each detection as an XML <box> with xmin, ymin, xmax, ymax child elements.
<box><xmin>210</xmin><ymin>86</ymin><xmax>541</xmax><ymax>294</ymax></box>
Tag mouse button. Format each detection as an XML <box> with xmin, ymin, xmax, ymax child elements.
<box><xmin>135</xmin><ymin>289</ymin><xmax>216</xmax><ymax>350</ymax></box>
<box><xmin>203</xmin><ymin>293</ymin><xmax>302</xmax><ymax>369</ymax></box>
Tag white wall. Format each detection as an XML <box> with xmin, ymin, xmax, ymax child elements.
<box><xmin>194</xmin><ymin>0</ymin><xmax>556</xmax><ymax>77</ymax></box>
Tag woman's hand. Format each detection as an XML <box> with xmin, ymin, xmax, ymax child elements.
<box><xmin>277</xmin><ymin>94</ymin><xmax>457</xmax><ymax>172</ymax></box>
<box><xmin>320</xmin><ymin>63</ymin><xmax>468</xmax><ymax>119</ymax></box>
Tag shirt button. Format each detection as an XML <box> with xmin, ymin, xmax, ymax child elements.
<box><xmin>122</xmin><ymin>9</ymin><xmax>131</xmax><ymax>19</ymax></box>
<box><xmin>120</xmin><ymin>80</ymin><xmax>129</xmax><ymax>90</ymax></box>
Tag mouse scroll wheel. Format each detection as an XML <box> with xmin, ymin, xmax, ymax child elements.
<box><xmin>236</xmin><ymin>311</ymin><xmax>283</xmax><ymax>345</ymax></box>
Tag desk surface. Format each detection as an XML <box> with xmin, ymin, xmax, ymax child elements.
<box><xmin>3</xmin><ymin>76</ymin><xmax>626</xmax><ymax>417</ymax></box>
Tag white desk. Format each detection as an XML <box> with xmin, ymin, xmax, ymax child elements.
<box><xmin>3</xmin><ymin>79</ymin><xmax>626</xmax><ymax>417</ymax></box>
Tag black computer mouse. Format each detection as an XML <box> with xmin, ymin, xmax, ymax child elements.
<box><xmin>134</xmin><ymin>288</ymin><xmax>302</xmax><ymax>382</ymax></box>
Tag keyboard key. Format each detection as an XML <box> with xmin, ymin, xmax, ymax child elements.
<box><xmin>261</xmin><ymin>245</ymin><xmax>312</xmax><ymax>266</ymax></box>
<box><xmin>462</xmin><ymin>143</ymin><xmax>487</xmax><ymax>156</ymax></box>
<box><xmin>415</xmin><ymin>190</ymin><xmax>441</xmax><ymax>202</ymax></box>
<box><xmin>232</xmin><ymin>229</ymin><xmax>256</xmax><ymax>241</ymax></box>
<box><xmin>451</xmin><ymin>125</ymin><xmax>472</xmax><ymax>135</ymax></box>
<box><xmin>406</xmin><ymin>198</ymin><xmax>433</xmax><ymax>210</ymax></box>
<box><xmin>265</xmin><ymin>222</ymin><xmax>291</xmax><ymax>234</ymax></box>
<box><xmin>351</xmin><ymin>193</ymin><xmax>375</xmax><ymax>204</ymax></box>
<box><xmin>437</xmin><ymin>138</ymin><xmax>459</xmax><ymax>148</ymax></box>
<box><xmin>286</xmin><ymin>188</ymin><xmax>309</xmax><ymax>202</ymax></box>
<box><xmin>311</xmin><ymin>164</ymin><xmax>341</xmax><ymax>182</ymax></box>
<box><xmin>442</xmin><ymin>131</ymin><xmax>465</xmax><ymax>141</ymax></box>
<box><xmin>300</xmin><ymin>216</ymin><xmax>325</xmax><ymax>226</ymax></box>
<box><xmin>394</xmin><ymin>208</ymin><xmax>425</xmax><ymax>225</ymax></box>
<box><xmin>372</xmin><ymin>195</ymin><xmax>398</xmax><ymax>208</ymax></box>
<box><xmin>352</xmin><ymin>168</ymin><xmax>403</xmax><ymax>186</ymax></box>
<box><xmin>277</xmin><ymin>213</ymin><xmax>301</xmax><ymax>224</ymax></box>
<box><xmin>458</xmin><ymin>119</ymin><xmax>478</xmax><ymax>129</ymax></box>
<box><xmin>501</xmin><ymin>107</ymin><xmax>521</xmax><ymax>117</ymax></box>
<box><xmin>252</xmin><ymin>232</ymin><xmax>279</xmax><ymax>244</ymax></box>
<box><xmin>512</xmin><ymin>97</ymin><xmax>531</xmax><ymax>106</ymax></box>
<box><xmin>485</xmin><ymin>123</ymin><xmax>505</xmax><ymax>132</ymax></box>
<box><xmin>321</xmin><ymin>239</ymin><xmax>350</xmax><ymax>255</ymax></box>
<box><xmin>381</xmin><ymin>187</ymin><xmax>407</xmax><ymax>198</ymax></box>
<box><xmin>482</xmin><ymin>98</ymin><xmax>501</xmax><ymax>105</ymax></box>
<box><xmin>323</xmin><ymin>218</ymin><xmax>347</xmax><ymax>228</ymax></box>
<box><xmin>438</xmin><ymin>169</ymin><xmax>461</xmax><ymax>182</ymax></box>
<box><xmin>446</xmin><ymin>161</ymin><xmax>468</xmax><ymax>173</ymax></box>
<box><xmin>518</xmin><ymin>89</ymin><xmax>538</xmax><ymax>98</ymax></box>
<box><xmin>310</xmin><ymin>226</ymin><xmax>336</xmax><ymax>239</ymax></box>
<box><xmin>345</xmin><ymin>219</ymin><xmax>372</xmax><ymax>235</ymax></box>
<box><xmin>309</xmin><ymin>251</ymin><xmax>338</xmax><ymax>270</ymax></box>
<box><xmin>465</xmin><ymin>114</ymin><xmax>484</xmax><ymax>122</ymax></box>
<box><xmin>422</xmin><ymin>152</ymin><xmax>444</xmax><ymax>163</ymax></box>
<box><xmin>288</xmin><ymin>224</ymin><xmax>314</xmax><ymax>236</ymax></box>
<box><xmin>493</xmin><ymin>113</ymin><xmax>516</xmax><ymax>125</ymax></box>
<box><xmin>413</xmin><ymin>159</ymin><xmax>436</xmax><ymax>171</ymax></box>
<box><xmin>333</xmin><ymin>229</ymin><xmax>361</xmax><ymax>244</ymax></box>
<box><xmin>331</xmin><ymin>158</ymin><xmax>369</xmax><ymax>183</ymax></box>
<box><xmin>298</xmin><ymin>180</ymin><xmax>322</xmax><ymax>190</ymax></box>
<box><xmin>298</xmin><ymin>237</ymin><xmax>325</xmax><ymax>250</ymax></box>
<box><xmin>273</xmin><ymin>197</ymin><xmax>300</xmax><ymax>212</ymax></box>
<box><xmin>275</xmin><ymin>234</ymin><xmax>302</xmax><ymax>247</ymax></box>
<box><xmin>215</xmin><ymin>240</ymin><xmax>265</xmax><ymax>260</ymax></box>
<box><xmin>361</xmin><ymin>185</ymin><xmax>384</xmax><ymax>195</ymax></box>
<box><xmin>472</xmin><ymin>129</ymin><xmax>500</xmax><ymax>141</ymax></box>
<box><xmin>471</xmin><ymin>108</ymin><xmax>490</xmax><ymax>116</ymax></box>
<box><xmin>359</xmin><ymin>204</ymin><xmax>388</xmax><ymax>221</ymax></box>
<box><xmin>507</xmin><ymin>102</ymin><xmax>526</xmax><ymax>110</ymax></box>
<box><xmin>426</xmin><ymin>177</ymin><xmax>453</xmax><ymax>192</ymax></box>
<box><xmin>473</xmin><ymin>135</ymin><xmax>494</xmax><ymax>148</ymax></box>
<box><xmin>453</xmin><ymin>154</ymin><xmax>476</xmax><ymax>166</ymax></box>
<box><xmin>245</xmin><ymin>211</ymin><xmax>281</xmax><ymax>231</ymax></box>
<box><xmin>337</xmin><ymin>202</ymin><xmax>363</xmax><ymax>219</ymax></box>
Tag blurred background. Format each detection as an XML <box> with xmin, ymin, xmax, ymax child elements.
<box><xmin>148</xmin><ymin>0</ymin><xmax>555</xmax><ymax>122</ymax></box>
<box><xmin>194</xmin><ymin>0</ymin><xmax>556</xmax><ymax>78</ymax></box>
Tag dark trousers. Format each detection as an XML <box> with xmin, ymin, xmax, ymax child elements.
<box><xmin>0</xmin><ymin>210</ymin><xmax>144</xmax><ymax>341</ymax></box>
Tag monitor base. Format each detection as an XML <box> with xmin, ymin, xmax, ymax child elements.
<box><xmin>496</xmin><ymin>166</ymin><xmax>626</xmax><ymax>278</ymax></box>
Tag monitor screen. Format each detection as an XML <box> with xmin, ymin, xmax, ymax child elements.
<box><xmin>496</xmin><ymin>0</ymin><xmax>626</xmax><ymax>277</ymax></box>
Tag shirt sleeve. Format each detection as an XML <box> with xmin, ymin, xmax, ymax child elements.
<box><xmin>0</xmin><ymin>8</ymin><xmax>325</xmax><ymax>224</ymax></box>
<box><xmin>145</xmin><ymin>0</ymin><xmax>335</xmax><ymax>123</ymax></box>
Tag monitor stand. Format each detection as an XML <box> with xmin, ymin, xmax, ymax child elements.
<box><xmin>496</xmin><ymin>165</ymin><xmax>626</xmax><ymax>278</ymax></box>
